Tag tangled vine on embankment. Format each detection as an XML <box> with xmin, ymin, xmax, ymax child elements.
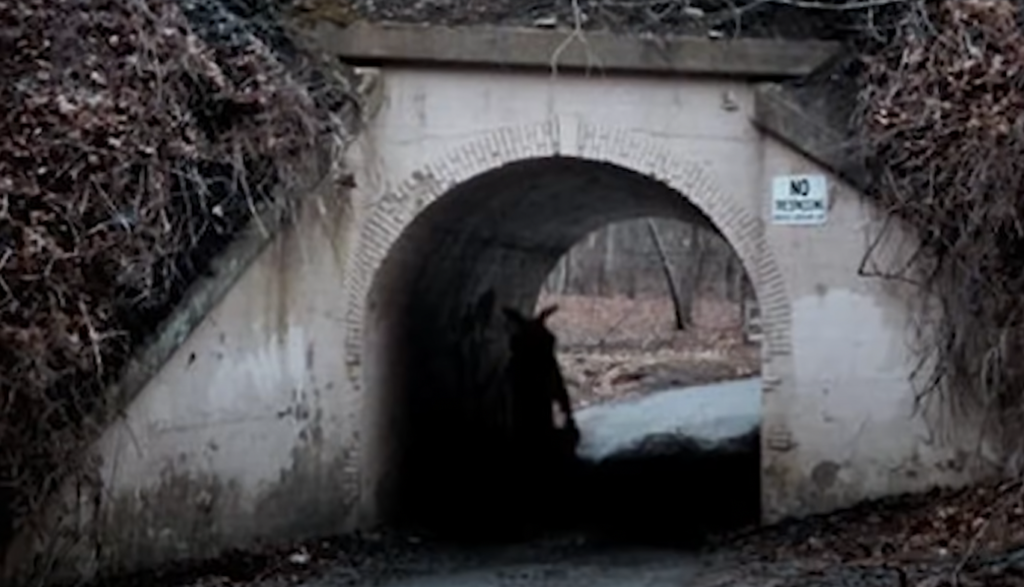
<box><xmin>856</xmin><ymin>0</ymin><xmax>1024</xmax><ymax>453</ymax></box>
<box><xmin>0</xmin><ymin>0</ymin><xmax>331</xmax><ymax>557</ymax></box>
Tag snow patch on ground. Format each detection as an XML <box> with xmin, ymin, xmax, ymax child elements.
<box><xmin>574</xmin><ymin>377</ymin><xmax>762</xmax><ymax>461</ymax></box>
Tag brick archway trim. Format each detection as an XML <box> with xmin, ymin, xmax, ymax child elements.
<box><xmin>343</xmin><ymin>117</ymin><xmax>793</xmax><ymax>396</ymax></box>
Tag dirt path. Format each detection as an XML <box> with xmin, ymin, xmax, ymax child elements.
<box><xmin>93</xmin><ymin>477</ymin><xmax>1024</xmax><ymax>587</ymax></box>
<box><xmin>103</xmin><ymin>535</ymin><xmax>720</xmax><ymax>587</ymax></box>
<box><xmin>146</xmin><ymin>530</ymin><xmax>1024</xmax><ymax>587</ymax></box>
<box><xmin>298</xmin><ymin>542</ymin><xmax>714</xmax><ymax>587</ymax></box>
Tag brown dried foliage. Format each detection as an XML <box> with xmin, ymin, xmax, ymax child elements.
<box><xmin>0</xmin><ymin>0</ymin><xmax>325</xmax><ymax>552</ymax></box>
<box><xmin>537</xmin><ymin>294</ymin><xmax>759</xmax><ymax>408</ymax></box>
<box><xmin>856</xmin><ymin>0</ymin><xmax>1024</xmax><ymax>452</ymax></box>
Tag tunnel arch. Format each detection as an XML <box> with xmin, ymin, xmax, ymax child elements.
<box><xmin>343</xmin><ymin>124</ymin><xmax>792</xmax><ymax>532</ymax></box>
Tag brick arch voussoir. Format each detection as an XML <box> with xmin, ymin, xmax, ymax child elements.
<box><xmin>572</xmin><ymin>121</ymin><xmax>792</xmax><ymax>357</ymax></box>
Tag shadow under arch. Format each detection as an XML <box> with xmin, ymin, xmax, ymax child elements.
<box><xmin>354</xmin><ymin>152</ymin><xmax>786</xmax><ymax>540</ymax></box>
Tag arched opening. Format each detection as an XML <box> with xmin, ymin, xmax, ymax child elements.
<box><xmin>363</xmin><ymin>156</ymin><xmax>762</xmax><ymax>543</ymax></box>
<box><xmin>537</xmin><ymin>217</ymin><xmax>762</xmax><ymax>542</ymax></box>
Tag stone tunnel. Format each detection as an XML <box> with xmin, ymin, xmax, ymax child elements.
<box><xmin>361</xmin><ymin>156</ymin><xmax>756</xmax><ymax>539</ymax></box>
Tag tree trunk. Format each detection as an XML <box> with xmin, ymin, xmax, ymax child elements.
<box><xmin>646</xmin><ymin>219</ymin><xmax>688</xmax><ymax>330</ymax></box>
<box><xmin>691</xmin><ymin>226</ymin><xmax>708</xmax><ymax>307</ymax></box>
<box><xmin>728</xmin><ymin>255</ymin><xmax>747</xmax><ymax>304</ymax></box>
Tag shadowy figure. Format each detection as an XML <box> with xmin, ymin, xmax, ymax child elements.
<box><xmin>456</xmin><ymin>288</ymin><xmax>504</xmax><ymax>431</ymax></box>
<box><xmin>502</xmin><ymin>304</ymin><xmax>580</xmax><ymax>461</ymax></box>
<box><xmin>497</xmin><ymin>304</ymin><xmax>583</xmax><ymax>533</ymax></box>
<box><xmin>442</xmin><ymin>299</ymin><xmax>582</xmax><ymax>539</ymax></box>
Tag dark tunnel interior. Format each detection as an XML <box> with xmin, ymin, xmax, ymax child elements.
<box><xmin>362</xmin><ymin>156</ymin><xmax>762</xmax><ymax>545</ymax></box>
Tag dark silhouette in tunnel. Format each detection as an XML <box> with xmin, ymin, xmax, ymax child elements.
<box><xmin>386</xmin><ymin>298</ymin><xmax>585</xmax><ymax>541</ymax></box>
<box><xmin>361</xmin><ymin>156</ymin><xmax>761</xmax><ymax>545</ymax></box>
<box><xmin>489</xmin><ymin>303</ymin><xmax>583</xmax><ymax>537</ymax></box>
<box><xmin>501</xmin><ymin>304</ymin><xmax>580</xmax><ymax>465</ymax></box>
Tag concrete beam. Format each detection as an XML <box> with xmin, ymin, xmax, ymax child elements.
<box><xmin>300</xmin><ymin>21</ymin><xmax>842</xmax><ymax>79</ymax></box>
<box><xmin>752</xmin><ymin>83</ymin><xmax>870</xmax><ymax>191</ymax></box>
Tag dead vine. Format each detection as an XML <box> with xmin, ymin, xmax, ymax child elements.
<box><xmin>855</xmin><ymin>0</ymin><xmax>1024</xmax><ymax>457</ymax></box>
<box><xmin>0</xmin><ymin>0</ymin><xmax>336</xmax><ymax>567</ymax></box>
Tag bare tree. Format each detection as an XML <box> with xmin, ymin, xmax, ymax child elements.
<box><xmin>687</xmin><ymin>224</ymin><xmax>709</xmax><ymax>322</ymax></box>
<box><xmin>646</xmin><ymin>219</ymin><xmax>688</xmax><ymax>330</ymax></box>
<box><xmin>543</xmin><ymin>218</ymin><xmax>738</xmax><ymax>311</ymax></box>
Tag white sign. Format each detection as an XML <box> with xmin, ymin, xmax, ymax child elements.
<box><xmin>771</xmin><ymin>174</ymin><xmax>828</xmax><ymax>225</ymax></box>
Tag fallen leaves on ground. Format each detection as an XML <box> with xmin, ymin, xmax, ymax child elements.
<box><xmin>536</xmin><ymin>294</ymin><xmax>760</xmax><ymax>409</ymax></box>
<box><xmin>716</xmin><ymin>479</ymin><xmax>1024</xmax><ymax>586</ymax></box>
<box><xmin>81</xmin><ymin>476</ymin><xmax>1024</xmax><ymax>587</ymax></box>
<box><xmin>731</xmin><ymin>480</ymin><xmax>1024</xmax><ymax>564</ymax></box>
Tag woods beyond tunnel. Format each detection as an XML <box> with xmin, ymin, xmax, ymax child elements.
<box><xmin>361</xmin><ymin>156</ymin><xmax>762</xmax><ymax>542</ymax></box>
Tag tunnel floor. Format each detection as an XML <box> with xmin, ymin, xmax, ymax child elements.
<box><xmin>84</xmin><ymin>466</ymin><xmax>1023</xmax><ymax>587</ymax></box>
<box><xmin>390</xmin><ymin>378</ymin><xmax>763</xmax><ymax>549</ymax></box>
<box><xmin>93</xmin><ymin>482</ymin><xmax>1017</xmax><ymax>587</ymax></box>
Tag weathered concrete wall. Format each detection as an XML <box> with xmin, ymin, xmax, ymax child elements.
<box><xmin>4</xmin><ymin>183</ymin><xmax>362</xmax><ymax>583</ymax></box>
<box><xmin>7</xmin><ymin>48</ymin><xmax>999</xmax><ymax>582</ymax></box>
<box><xmin>757</xmin><ymin>137</ymin><xmax>996</xmax><ymax>519</ymax></box>
<box><xmin>89</xmin><ymin>197</ymin><xmax>362</xmax><ymax>563</ymax></box>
